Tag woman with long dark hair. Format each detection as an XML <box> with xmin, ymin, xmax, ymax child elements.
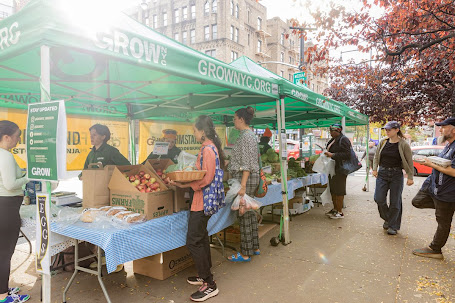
<box><xmin>0</xmin><ymin>120</ymin><xmax>30</xmax><ymax>303</ymax></box>
<box><xmin>372</xmin><ymin>121</ymin><xmax>414</xmax><ymax>235</ymax></box>
<box><xmin>228</xmin><ymin>106</ymin><xmax>261</xmax><ymax>262</ymax></box>
<box><xmin>171</xmin><ymin>115</ymin><xmax>225</xmax><ymax>302</ymax></box>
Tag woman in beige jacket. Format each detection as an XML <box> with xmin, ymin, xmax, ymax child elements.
<box><xmin>372</xmin><ymin>121</ymin><xmax>414</xmax><ymax>235</ymax></box>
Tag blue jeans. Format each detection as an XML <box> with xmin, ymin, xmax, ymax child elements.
<box><xmin>374</xmin><ymin>167</ymin><xmax>404</xmax><ymax>230</ymax></box>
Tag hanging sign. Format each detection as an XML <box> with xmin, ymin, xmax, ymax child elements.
<box><xmin>26</xmin><ymin>101</ymin><xmax>67</xmax><ymax>181</ymax></box>
<box><xmin>35</xmin><ymin>193</ymin><xmax>51</xmax><ymax>274</ymax></box>
<box><xmin>153</xmin><ymin>142</ymin><xmax>170</xmax><ymax>155</ymax></box>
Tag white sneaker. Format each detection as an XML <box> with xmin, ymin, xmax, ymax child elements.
<box><xmin>325</xmin><ymin>209</ymin><xmax>336</xmax><ymax>217</ymax></box>
<box><xmin>329</xmin><ymin>212</ymin><xmax>344</xmax><ymax>219</ymax></box>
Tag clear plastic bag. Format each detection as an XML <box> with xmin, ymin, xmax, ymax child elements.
<box><xmin>313</xmin><ymin>153</ymin><xmax>336</xmax><ymax>176</ymax></box>
<box><xmin>177</xmin><ymin>151</ymin><xmax>197</xmax><ymax>171</ymax></box>
<box><xmin>232</xmin><ymin>194</ymin><xmax>263</xmax><ymax>216</ymax></box>
<box><xmin>225</xmin><ymin>179</ymin><xmax>242</xmax><ymax>205</ymax></box>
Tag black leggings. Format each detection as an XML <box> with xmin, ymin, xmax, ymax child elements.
<box><xmin>0</xmin><ymin>196</ymin><xmax>22</xmax><ymax>294</ymax></box>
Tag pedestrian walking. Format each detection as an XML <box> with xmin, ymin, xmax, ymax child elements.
<box><xmin>372</xmin><ymin>121</ymin><xmax>414</xmax><ymax>235</ymax></box>
<box><xmin>228</xmin><ymin>106</ymin><xmax>261</xmax><ymax>262</ymax></box>
<box><xmin>171</xmin><ymin>115</ymin><xmax>225</xmax><ymax>302</ymax></box>
<box><xmin>411</xmin><ymin>117</ymin><xmax>455</xmax><ymax>259</ymax></box>
<box><xmin>324</xmin><ymin>123</ymin><xmax>352</xmax><ymax>219</ymax></box>
<box><xmin>362</xmin><ymin>140</ymin><xmax>378</xmax><ymax>191</ymax></box>
<box><xmin>0</xmin><ymin>120</ymin><xmax>31</xmax><ymax>303</ymax></box>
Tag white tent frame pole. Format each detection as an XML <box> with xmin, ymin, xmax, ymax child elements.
<box><xmin>366</xmin><ymin>119</ymin><xmax>370</xmax><ymax>192</ymax></box>
<box><xmin>40</xmin><ymin>44</ymin><xmax>52</xmax><ymax>303</ymax></box>
<box><xmin>341</xmin><ymin>116</ymin><xmax>346</xmax><ymax>134</ymax></box>
<box><xmin>277</xmin><ymin>97</ymin><xmax>291</xmax><ymax>244</ymax></box>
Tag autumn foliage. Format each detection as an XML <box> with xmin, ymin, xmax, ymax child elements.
<box><xmin>296</xmin><ymin>0</ymin><xmax>455</xmax><ymax>125</ymax></box>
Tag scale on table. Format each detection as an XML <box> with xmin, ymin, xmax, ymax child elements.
<box><xmin>51</xmin><ymin>191</ymin><xmax>82</xmax><ymax>206</ymax></box>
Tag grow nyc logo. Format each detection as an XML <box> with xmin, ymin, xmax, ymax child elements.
<box><xmin>94</xmin><ymin>30</ymin><xmax>167</xmax><ymax>65</ymax></box>
<box><xmin>0</xmin><ymin>21</ymin><xmax>21</xmax><ymax>51</ymax></box>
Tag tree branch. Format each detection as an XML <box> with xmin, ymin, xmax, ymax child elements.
<box><xmin>385</xmin><ymin>32</ymin><xmax>455</xmax><ymax>56</ymax></box>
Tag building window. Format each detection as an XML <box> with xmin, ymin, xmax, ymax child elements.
<box><xmin>212</xmin><ymin>24</ymin><xmax>217</xmax><ymax>39</ymax></box>
<box><xmin>280</xmin><ymin>52</ymin><xmax>284</xmax><ymax>62</ymax></box>
<box><xmin>163</xmin><ymin>12</ymin><xmax>167</xmax><ymax>26</ymax></box>
<box><xmin>280</xmin><ymin>70</ymin><xmax>284</xmax><ymax>77</ymax></box>
<box><xmin>204</xmin><ymin>1</ymin><xmax>210</xmax><ymax>14</ymax></box>
<box><xmin>247</xmin><ymin>33</ymin><xmax>250</xmax><ymax>46</ymax></box>
<box><xmin>174</xmin><ymin>32</ymin><xmax>179</xmax><ymax>41</ymax></box>
<box><xmin>281</xmin><ymin>33</ymin><xmax>285</xmax><ymax>45</ymax></box>
<box><xmin>230</xmin><ymin>25</ymin><xmax>234</xmax><ymax>40</ymax></box>
<box><xmin>289</xmin><ymin>74</ymin><xmax>293</xmax><ymax>81</ymax></box>
<box><xmin>145</xmin><ymin>16</ymin><xmax>150</xmax><ymax>26</ymax></box>
<box><xmin>191</xmin><ymin>5</ymin><xmax>196</xmax><ymax>19</ymax></box>
<box><xmin>247</xmin><ymin>9</ymin><xmax>250</xmax><ymax>23</ymax></box>
<box><xmin>182</xmin><ymin>6</ymin><xmax>188</xmax><ymax>20</ymax></box>
<box><xmin>231</xmin><ymin>51</ymin><xmax>238</xmax><ymax>61</ymax></box>
<box><xmin>257</xmin><ymin>39</ymin><xmax>262</xmax><ymax>52</ymax></box>
<box><xmin>205</xmin><ymin>49</ymin><xmax>216</xmax><ymax>58</ymax></box>
<box><xmin>204</xmin><ymin>26</ymin><xmax>210</xmax><ymax>41</ymax></box>
<box><xmin>234</xmin><ymin>27</ymin><xmax>239</xmax><ymax>42</ymax></box>
<box><xmin>190</xmin><ymin>29</ymin><xmax>196</xmax><ymax>43</ymax></box>
<box><xmin>230</xmin><ymin>0</ymin><xmax>234</xmax><ymax>15</ymax></box>
<box><xmin>212</xmin><ymin>0</ymin><xmax>217</xmax><ymax>13</ymax></box>
<box><xmin>174</xmin><ymin>9</ymin><xmax>179</xmax><ymax>23</ymax></box>
<box><xmin>182</xmin><ymin>31</ymin><xmax>188</xmax><ymax>44</ymax></box>
<box><xmin>152</xmin><ymin>15</ymin><xmax>158</xmax><ymax>28</ymax></box>
<box><xmin>235</xmin><ymin>4</ymin><xmax>239</xmax><ymax>18</ymax></box>
<box><xmin>257</xmin><ymin>17</ymin><xmax>262</xmax><ymax>30</ymax></box>
<box><xmin>289</xmin><ymin>56</ymin><xmax>292</xmax><ymax>64</ymax></box>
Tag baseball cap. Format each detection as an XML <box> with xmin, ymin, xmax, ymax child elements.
<box><xmin>435</xmin><ymin>117</ymin><xmax>455</xmax><ymax>127</ymax></box>
<box><xmin>382</xmin><ymin>121</ymin><xmax>400</xmax><ymax>130</ymax></box>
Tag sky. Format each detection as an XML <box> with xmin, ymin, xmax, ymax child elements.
<box><xmin>260</xmin><ymin>0</ymin><xmax>382</xmax><ymax>64</ymax></box>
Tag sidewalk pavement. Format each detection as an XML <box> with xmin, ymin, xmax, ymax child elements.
<box><xmin>11</xmin><ymin>175</ymin><xmax>455</xmax><ymax>303</ymax></box>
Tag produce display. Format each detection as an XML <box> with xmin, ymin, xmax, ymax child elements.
<box><xmin>305</xmin><ymin>154</ymin><xmax>320</xmax><ymax>173</ymax></box>
<box><xmin>154</xmin><ymin>168</ymin><xmax>169</xmax><ymax>184</ymax></box>
<box><xmin>287</xmin><ymin>158</ymin><xmax>307</xmax><ymax>178</ymax></box>
<box><xmin>261</xmin><ymin>148</ymin><xmax>280</xmax><ymax>165</ymax></box>
<box><xmin>124</xmin><ymin>170</ymin><xmax>162</xmax><ymax>193</ymax></box>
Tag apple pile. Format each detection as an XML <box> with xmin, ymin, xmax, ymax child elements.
<box><xmin>154</xmin><ymin>168</ymin><xmax>169</xmax><ymax>184</ymax></box>
<box><xmin>124</xmin><ymin>171</ymin><xmax>162</xmax><ymax>193</ymax></box>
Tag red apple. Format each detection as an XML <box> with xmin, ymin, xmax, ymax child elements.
<box><xmin>149</xmin><ymin>177</ymin><xmax>156</xmax><ymax>184</ymax></box>
<box><xmin>128</xmin><ymin>175</ymin><xmax>136</xmax><ymax>182</ymax></box>
<box><xmin>134</xmin><ymin>174</ymin><xmax>140</xmax><ymax>180</ymax></box>
<box><xmin>145</xmin><ymin>187</ymin><xmax>152</xmax><ymax>193</ymax></box>
<box><xmin>143</xmin><ymin>173</ymin><xmax>151</xmax><ymax>180</ymax></box>
<box><xmin>138</xmin><ymin>171</ymin><xmax>145</xmax><ymax>177</ymax></box>
<box><xmin>134</xmin><ymin>179</ymin><xmax>140</xmax><ymax>186</ymax></box>
<box><xmin>136</xmin><ymin>184</ymin><xmax>145</xmax><ymax>191</ymax></box>
<box><xmin>140</xmin><ymin>178</ymin><xmax>148</xmax><ymax>184</ymax></box>
<box><xmin>140</xmin><ymin>188</ymin><xmax>146</xmax><ymax>193</ymax></box>
<box><xmin>155</xmin><ymin>188</ymin><xmax>161</xmax><ymax>192</ymax></box>
<box><xmin>150</xmin><ymin>182</ymin><xmax>160</xmax><ymax>190</ymax></box>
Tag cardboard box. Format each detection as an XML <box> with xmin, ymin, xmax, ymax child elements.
<box><xmin>144</xmin><ymin>159</ymin><xmax>191</xmax><ymax>213</ymax></box>
<box><xmin>108</xmin><ymin>165</ymin><xmax>173</xmax><ymax>220</ymax></box>
<box><xmin>143</xmin><ymin>159</ymin><xmax>175</xmax><ymax>174</ymax></box>
<box><xmin>216</xmin><ymin>226</ymin><xmax>241</xmax><ymax>243</ymax></box>
<box><xmin>169</xmin><ymin>185</ymin><xmax>191</xmax><ymax>212</ymax></box>
<box><xmin>133</xmin><ymin>246</ymin><xmax>194</xmax><ymax>280</ymax></box>
<box><xmin>82</xmin><ymin>164</ymin><xmax>139</xmax><ymax>208</ymax></box>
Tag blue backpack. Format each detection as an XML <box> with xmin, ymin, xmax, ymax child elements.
<box><xmin>200</xmin><ymin>145</ymin><xmax>226</xmax><ymax>216</ymax></box>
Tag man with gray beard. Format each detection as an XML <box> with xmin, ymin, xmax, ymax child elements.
<box><xmin>411</xmin><ymin>117</ymin><xmax>455</xmax><ymax>259</ymax></box>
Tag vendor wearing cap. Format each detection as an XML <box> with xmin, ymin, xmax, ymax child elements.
<box><xmin>79</xmin><ymin>124</ymin><xmax>131</xmax><ymax>179</ymax></box>
<box><xmin>372</xmin><ymin>121</ymin><xmax>413</xmax><ymax>235</ymax></box>
<box><xmin>411</xmin><ymin>117</ymin><xmax>455</xmax><ymax>259</ymax></box>
<box><xmin>259</xmin><ymin>127</ymin><xmax>273</xmax><ymax>154</ymax></box>
<box><xmin>324</xmin><ymin>123</ymin><xmax>352</xmax><ymax>219</ymax></box>
<box><xmin>144</xmin><ymin>129</ymin><xmax>182</xmax><ymax>164</ymax></box>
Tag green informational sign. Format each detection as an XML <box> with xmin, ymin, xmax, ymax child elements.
<box><xmin>301</xmin><ymin>134</ymin><xmax>314</xmax><ymax>159</ymax></box>
<box><xmin>26</xmin><ymin>101</ymin><xmax>67</xmax><ymax>181</ymax></box>
<box><xmin>293</xmin><ymin>72</ymin><xmax>306</xmax><ymax>86</ymax></box>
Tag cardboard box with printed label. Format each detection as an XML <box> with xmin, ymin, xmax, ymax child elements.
<box><xmin>82</xmin><ymin>164</ymin><xmax>139</xmax><ymax>208</ymax></box>
<box><xmin>144</xmin><ymin>159</ymin><xmax>191</xmax><ymax>213</ymax></box>
<box><xmin>108</xmin><ymin>165</ymin><xmax>173</xmax><ymax>220</ymax></box>
<box><xmin>133</xmin><ymin>246</ymin><xmax>194</xmax><ymax>280</ymax></box>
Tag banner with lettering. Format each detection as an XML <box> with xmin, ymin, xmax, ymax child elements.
<box><xmin>139</xmin><ymin>120</ymin><xmax>226</xmax><ymax>163</ymax></box>
<box><xmin>0</xmin><ymin>109</ymin><xmax>129</xmax><ymax>170</ymax></box>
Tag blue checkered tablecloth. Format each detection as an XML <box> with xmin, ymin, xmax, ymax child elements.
<box><xmin>51</xmin><ymin>173</ymin><xmax>327</xmax><ymax>273</ymax></box>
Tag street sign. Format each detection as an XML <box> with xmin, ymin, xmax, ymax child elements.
<box><xmin>293</xmin><ymin>72</ymin><xmax>306</xmax><ymax>87</ymax></box>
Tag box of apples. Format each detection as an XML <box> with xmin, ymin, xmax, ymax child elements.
<box><xmin>108</xmin><ymin>165</ymin><xmax>174</xmax><ymax>220</ymax></box>
<box><xmin>144</xmin><ymin>159</ymin><xmax>191</xmax><ymax>213</ymax></box>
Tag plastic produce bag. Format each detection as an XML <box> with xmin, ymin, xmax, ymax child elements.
<box><xmin>177</xmin><ymin>151</ymin><xmax>197</xmax><ymax>170</ymax></box>
<box><xmin>313</xmin><ymin>153</ymin><xmax>336</xmax><ymax>176</ymax></box>
<box><xmin>320</xmin><ymin>186</ymin><xmax>332</xmax><ymax>206</ymax></box>
<box><xmin>232</xmin><ymin>194</ymin><xmax>263</xmax><ymax>216</ymax></box>
<box><xmin>225</xmin><ymin>179</ymin><xmax>242</xmax><ymax>205</ymax></box>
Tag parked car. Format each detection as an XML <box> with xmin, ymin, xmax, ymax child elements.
<box><xmin>275</xmin><ymin>139</ymin><xmax>300</xmax><ymax>160</ymax></box>
<box><xmin>411</xmin><ymin>145</ymin><xmax>444</xmax><ymax>176</ymax></box>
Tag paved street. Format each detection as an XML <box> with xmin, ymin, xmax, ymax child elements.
<box><xmin>11</xmin><ymin>175</ymin><xmax>455</xmax><ymax>303</ymax></box>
